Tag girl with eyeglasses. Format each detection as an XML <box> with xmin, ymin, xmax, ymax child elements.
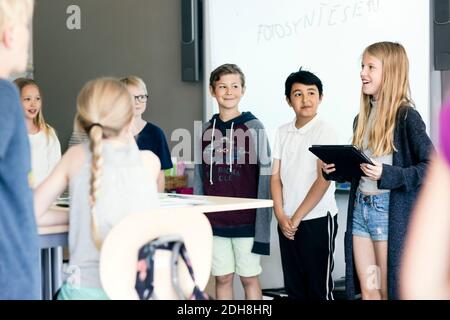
<box><xmin>120</xmin><ymin>76</ymin><xmax>173</xmax><ymax>192</ymax></box>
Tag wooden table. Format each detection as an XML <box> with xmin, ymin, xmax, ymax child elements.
<box><xmin>158</xmin><ymin>193</ymin><xmax>273</xmax><ymax>212</ymax></box>
<box><xmin>37</xmin><ymin>194</ymin><xmax>273</xmax><ymax>299</ymax></box>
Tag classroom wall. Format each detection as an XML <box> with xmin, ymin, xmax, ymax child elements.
<box><xmin>33</xmin><ymin>0</ymin><xmax>203</xmax><ymax>152</ymax></box>
<box><xmin>31</xmin><ymin>0</ymin><xmax>448</xmax><ymax>300</ymax></box>
<box><xmin>32</xmin><ymin>0</ymin><xmax>448</xmax><ymax>156</ymax></box>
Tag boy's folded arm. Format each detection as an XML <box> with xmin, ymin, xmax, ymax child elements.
<box><xmin>292</xmin><ymin>163</ymin><xmax>331</xmax><ymax>224</ymax></box>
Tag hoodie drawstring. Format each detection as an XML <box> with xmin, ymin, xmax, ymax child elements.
<box><xmin>209</xmin><ymin>118</ymin><xmax>216</xmax><ymax>185</ymax></box>
<box><xmin>229</xmin><ymin>122</ymin><xmax>234</xmax><ymax>173</ymax></box>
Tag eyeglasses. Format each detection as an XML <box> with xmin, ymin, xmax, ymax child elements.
<box><xmin>134</xmin><ymin>94</ymin><xmax>148</xmax><ymax>103</ymax></box>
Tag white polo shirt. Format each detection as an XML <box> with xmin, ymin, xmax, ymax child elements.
<box><xmin>273</xmin><ymin>115</ymin><xmax>338</xmax><ymax>221</ymax></box>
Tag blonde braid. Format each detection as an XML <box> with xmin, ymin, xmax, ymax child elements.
<box><xmin>89</xmin><ymin>124</ymin><xmax>104</xmax><ymax>249</ymax></box>
<box><xmin>75</xmin><ymin>77</ymin><xmax>134</xmax><ymax>250</ymax></box>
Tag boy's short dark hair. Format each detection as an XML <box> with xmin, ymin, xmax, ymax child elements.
<box><xmin>209</xmin><ymin>63</ymin><xmax>245</xmax><ymax>88</ymax></box>
<box><xmin>285</xmin><ymin>68</ymin><xmax>323</xmax><ymax>99</ymax></box>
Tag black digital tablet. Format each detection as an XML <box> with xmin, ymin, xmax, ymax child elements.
<box><xmin>308</xmin><ymin>145</ymin><xmax>374</xmax><ymax>180</ymax></box>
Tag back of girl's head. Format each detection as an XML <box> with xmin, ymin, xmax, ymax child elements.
<box><xmin>209</xmin><ymin>63</ymin><xmax>246</xmax><ymax>88</ymax></box>
<box><xmin>120</xmin><ymin>75</ymin><xmax>148</xmax><ymax>93</ymax></box>
<box><xmin>75</xmin><ymin>77</ymin><xmax>134</xmax><ymax>249</ymax></box>
<box><xmin>363</xmin><ymin>41</ymin><xmax>410</xmax><ymax>102</ymax></box>
<box><xmin>76</xmin><ymin>77</ymin><xmax>133</xmax><ymax>139</ymax></box>
<box><xmin>284</xmin><ymin>68</ymin><xmax>323</xmax><ymax>99</ymax></box>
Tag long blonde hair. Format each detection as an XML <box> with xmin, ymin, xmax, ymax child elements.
<box><xmin>352</xmin><ymin>41</ymin><xmax>414</xmax><ymax>156</ymax></box>
<box><xmin>75</xmin><ymin>77</ymin><xmax>133</xmax><ymax>248</ymax></box>
<box><xmin>14</xmin><ymin>77</ymin><xmax>55</xmax><ymax>142</ymax></box>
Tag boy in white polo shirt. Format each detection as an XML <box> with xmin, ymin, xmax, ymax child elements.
<box><xmin>271</xmin><ymin>69</ymin><xmax>338</xmax><ymax>300</ymax></box>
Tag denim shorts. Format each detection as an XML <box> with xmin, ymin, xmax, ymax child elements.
<box><xmin>352</xmin><ymin>190</ymin><xmax>390</xmax><ymax>241</ymax></box>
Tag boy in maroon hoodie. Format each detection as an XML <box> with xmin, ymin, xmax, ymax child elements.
<box><xmin>194</xmin><ymin>64</ymin><xmax>271</xmax><ymax>300</ymax></box>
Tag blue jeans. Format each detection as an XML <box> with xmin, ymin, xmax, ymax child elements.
<box><xmin>352</xmin><ymin>190</ymin><xmax>389</xmax><ymax>241</ymax></box>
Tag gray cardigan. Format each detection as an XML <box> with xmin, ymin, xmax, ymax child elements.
<box><xmin>327</xmin><ymin>106</ymin><xmax>433</xmax><ymax>299</ymax></box>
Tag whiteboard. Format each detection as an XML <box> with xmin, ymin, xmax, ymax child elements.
<box><xmin>203</xmin><ymin>0</ymin><xmax>431</xmax><ymax>146</ymax></box>
<box><xmin>203</xmin><ymin>0</ymin><xmax>431</xmax><ymax>293</ymax></box>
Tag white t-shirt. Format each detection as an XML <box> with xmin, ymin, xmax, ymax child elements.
<box><xmin>29</xmin><ymin>129</ymin><xmax>61</xmax><ymax>187</ymax></box>
<box><xmin>273</xmin><ymin>116</ymin><xmax>338</xmax><ymax>220</ymax></box>
<box><xmin>358</xmin><ymin>102</ymin><xmax>393</xmax><ymax>194</ymax></box>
